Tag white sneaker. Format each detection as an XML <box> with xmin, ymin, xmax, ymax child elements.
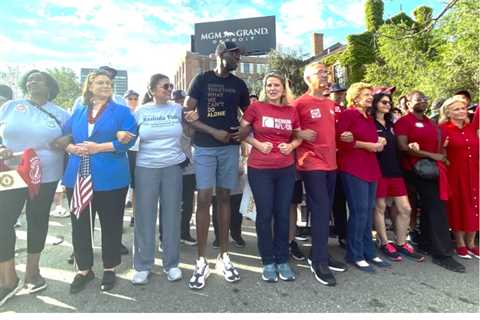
<box><xmin>131</xmin><ymin>270</ymin><xmax>150</xmax><ymax>285</ymax></box>
<box><xmin>216</xmin><ymin>252</ymin><xmax>240</xmax><ymax>283</ymax></box>
<box><xmin>188</xmin><ymin>257</ymin><xmax>210</xmax><ymax>290</ymax></box>
<box><xmin>164</xmin><ymin>267</ymin><xmax>182</xmax><ymax>282</ymax></box>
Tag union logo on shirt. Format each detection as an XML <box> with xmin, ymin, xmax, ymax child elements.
<box><xmin>262</xmin><ymin>116</ymin><xmax>275</xmax><ymax>128</ymax></box>
<box><xmin>262</xmin><ymin>116</ymin><xmax>292</xmax><ymax>130</ymax></box>
<box><xmin>310</xmin><ymin>108</ymin><xmax>321</xmax><ymax>119</ymax></box>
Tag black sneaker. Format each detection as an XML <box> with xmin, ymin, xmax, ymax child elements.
<box><xmin>181</xmin><ymin>234</ymin><xmax>198</xmax><ymax>246</ymax></box>
<box><xmin>328</xmin><ymin>255</ymin><xmax>348</xmax><ymax>272</ymax></box>
<box><xmin>289</xmin><ymin>241</ymin><xmax>306</xmax><ymax>261</ymax></box>
<box><xmin>232</xmin><ymin>235</ymin><xmax>246</xmax><ymax>248</ymax></box>
<box><xmin>70</xmin><ymin>270</ymin><xmax>94</xmax><ymax>294</ymax></box>
<box><xmin>120</xmin><ymin>243</ymin><xmax>129</xmax><ymax>255</ymax></box>
<box><xmin>0</xmin><ymin>278</ymin><xmax>20</xmax><ymax>307</ymax></box>
<box><xmin>310</xmin><ymin>263</ymin><xmax>336</xmax><ymax>286</ymax></box>
<box><xmin>100</xmin><ymin>271</ymin><xmax>116</xmax><ymax>291</ymax></box>
<box><xmin>295</xmin><ymin>227</ymin><xmax>311</xmax><ymax>241</ymax></box>
<box><xmin>67</xmin><ymin>252</ymin><xmax>74</xmax><ymax>265</ymax></box>
<box><xmin>130</xmin><ymin>217</ymin><xmax>135</xmax><ymax>227</ymax></box>
<box><xmin>432</xmin><ymin>256</ymin><xmax>466</xmax><ymax>273</ymax></box>
<box><xmin>212</xmin><ymin>239</ymin><xmax>219</xmax><ymax>249</ymax></box>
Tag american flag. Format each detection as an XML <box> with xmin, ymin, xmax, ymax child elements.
<box><xmin>71</xmin><ymin>155</ymin><xmax>93</xmax><ymax>219</ymax></box>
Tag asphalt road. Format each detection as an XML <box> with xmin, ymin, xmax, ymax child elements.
<box><xmin>1</xmin><ymin>210</ymin><xmax>479</xmax><ymax>313</ymax></box>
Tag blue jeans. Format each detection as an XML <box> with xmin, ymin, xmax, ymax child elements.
<box><xmin>341</xmin><ymin>173</ymin><xmax>377</xmax><ymax>262</ymax></box>
<box><xmin>301</xmin><ymin>170</ymin><xmax>336</xmax><ymax>265</ymax></box>
<box><xmin>248</xmin><ymin>166</ymin><xmax>296</xmax><ymax>265</ymax></box>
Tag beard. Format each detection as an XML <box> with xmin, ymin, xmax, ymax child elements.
<box><xmin>223</xmin><ymin>60</ymin><xmax>238</xmax><ymax>72</ymax></box>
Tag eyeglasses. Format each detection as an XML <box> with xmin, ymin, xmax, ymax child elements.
<box><xmin>410</xmin><ymin>97</ymin><xmax>428</xmax><ymax>103</ymax></box>
<box><xmin>127</xmin><ymin>97</ymin><xmax>138</xmax><ymax>101</ymax></box>
<box><xmin>161</xmin><ymin>83</ymin><xmax>174</xmax><ymax>91</ymax></box>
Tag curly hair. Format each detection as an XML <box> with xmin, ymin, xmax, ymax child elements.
<box><xmin>346</xmin><ymin>82</ymin><xmax>373</xmax><ymax>107</ymax></box>
<box><xmin>81</xmin><ymin>70</ymin><xmax>113</xmax><ymax>107</ymax></box>
<box><xmin>20</xmin><ymin>69</ymin><xmax>59</xmax><ymax>101</ymax></box>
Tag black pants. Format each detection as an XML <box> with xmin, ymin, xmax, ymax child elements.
<box><xmin>159</xmin><ymin>174</ymin><xmax>196</xmax><ymax>240</ymax></box>
<box><xmin>212</xmin><ymin>193</ymin><xmax>243</xmax><ymax>241</ymax></box>
<box><xmin>332</xmin><ymin>174</ymin><xmax>348</xmax><ymax>240</ymax></box>
<box><xmin>0</xmin><ymin>181</ymin><xmax>57</xmax><ymax>262</ymax></box>
<box><xmin>66</xmin><ymin>187</ymin><xmax>128</xmax><ymax>270</ymax></box>
<box><xmin>409</xmin><ymin>172</ymin><xmax>453</xmax><ymax>258</ymax></box>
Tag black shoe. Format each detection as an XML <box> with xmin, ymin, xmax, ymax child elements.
<box><xmin>130</xmin><ymin>217</ymin><xmax>135</xmax><ymax>227</ymax></box>
<box><xmin>310</xmin><ymin>263</ymin><xmax>336</xmax><ymax>286</ymax></box>
<box><xmin>181</xmin><ymin>234</ymin><xmax>198</xmax><ymax>246</ymax></box>
<box><xmin>295</xmin><ymin>227</ymin><xmax>311</xmax><ymax>241</ymax></box>
<box><xmin>432</xmin><ymin>256</ymin><xmax>466</xmax><ymax>273</ymax></box>
<box><xmin>232</xmin><ymin>235</ymin><xmax>246</xmax><ymax>248</ymax></box>
<box><xmin>0</xmin><ymin>278</ymin><xmax>20</xmax><ymax>307</ymax></box>
<box><xmin>289</xmin><ymin>241</ymin><xmax>306</xmax><ymax>261</ymax></box>
<box><xmin>100</xmin><ymin>271</ymin><xmax>116</xmax><ymax>291</ymax></box>
<box><xmin>70</xmin><ymin>271</ymin><xmax>94</xmax><ymax>294</ymax></box>
<box><xmin>338</xmin><ymin>238</ymin><xmax>347</xmax><ymax>249</ymax></box>
<box><xmin>120</xmin><ymin>243</ymin><xmax>129</xmax><ymax>255</ymax></box>
<box><xmin>67</xmin><ymin>252</ymin><xmax>74</xmax><ymax>265</ymax></box>
<box><xmin>212</xmin><ymin>239</ymin><xmax>219</xmax><ymax>249</ymax></box>
<box><xmin>328</xmin><ymin>255</ymin><xmax>348</xmax><ymax>272</ymax></box>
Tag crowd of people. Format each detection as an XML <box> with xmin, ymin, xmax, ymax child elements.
<box><xmin>0</xmin><ymin>40</ymin><xmax>478</xmax><ymax>306</ymax></box>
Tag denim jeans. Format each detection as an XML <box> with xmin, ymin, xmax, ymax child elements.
<box><xmin>341</xmin><ymin>172</ymin><xmax>377</xmax><ymax>262</ymax></box>
<box><xmin>248</xmin><ymin>165</ymin><xmax>296</xmax><ymax>265</ymax></box>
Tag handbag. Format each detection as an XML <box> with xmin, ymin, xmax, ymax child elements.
<box><xmin>413</xmin><ymin>158</ymin><xmax>439</xmax><ymax>179</ymax></box>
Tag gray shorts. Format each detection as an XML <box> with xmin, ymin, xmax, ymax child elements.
<box><xmin>193</xmin><ymin>145</ymin><xmax>239</xmax><ymax>191</ymax></box>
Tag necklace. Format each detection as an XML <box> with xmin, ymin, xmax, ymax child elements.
<box><xmin>88</xmin><ymin>101</ymin><xmax>108</xmax><ymax>124</ymax></box>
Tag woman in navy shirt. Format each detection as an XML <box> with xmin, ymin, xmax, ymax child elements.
<box><xmin>63</xmin><ymin>70</ymin><xmax>137</xmax><ymax>294</ymax></box>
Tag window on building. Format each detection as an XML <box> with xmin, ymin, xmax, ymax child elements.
<box><xmin>333</xmin><ymin>63</ymin><xmax>346</xmax><ymax>87</ymax></box>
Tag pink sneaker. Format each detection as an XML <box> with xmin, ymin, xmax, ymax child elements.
<box><xmin>467</xmin><ymin>247</ymin><xmax>479</xmax><ymax>259</ymax></box>
<box><xmin>456</xmin><ymin>247</ymin><xmax>471</xmax><ymax>259</ymax></box>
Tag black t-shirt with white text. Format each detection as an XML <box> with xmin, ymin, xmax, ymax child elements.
<box><xmin>187</xmin><ymin>70</ymin><xmax>250</xmax><ymax>147</ymax></box>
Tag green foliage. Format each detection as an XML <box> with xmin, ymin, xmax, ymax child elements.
<box><xmin>47</xmin><ymin>67</ymin><xmax>81</xmax><ymax>110</ymax></box>
<box><xmin>266</xmin><ymin>49</ymin><xmax>308</xmax><ymax>97</ymax></box>
<box><xmin>339</xmin><ymin>32</ymin><xmax>377</xmax><ymax>85</ymax></box>
<box><xmin>364</xmin><ymin>0</ymin><xmax>479</xmax><ymax>102</ymax></box>
<box><xmin>365</xmin><ymin>0</ymin><xmax>384</xmax><ymax>32</ymax></box>
<box><xmin>413</xmin><ymin>6</ymin><xmax>433</xmax><ymax>27</ymax></box>
<box><xmin>385</xmin><ymin>12</ymin><xmax>415</xmax><ymax>27</ymax></box>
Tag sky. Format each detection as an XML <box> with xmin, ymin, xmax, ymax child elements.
<box><xmin>0</xmin><ymin>0</ymin><xmax>447</xmax><ymax>94</ymax></box>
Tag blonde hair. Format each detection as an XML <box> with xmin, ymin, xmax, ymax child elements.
<box><xmin>346</xmin><ymin>82</ymin><xmax>373</xmax><ymax>107</ymax></box>
<box><xmin>259</xmin><ymin>72</ymin><xmax>295</xmax><ymax>105</ymax></box>
<box><xmin>439</xmin><ymin>96</ymin><xmax>468</xmax><ymax>124</ymax></box>
<box><xmin>303</xmin><ymin>61</ymin><xmax>325</xmax><ymax>86</ymax></box>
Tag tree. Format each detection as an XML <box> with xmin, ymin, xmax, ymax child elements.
<box><xmin>47</xmin><ymin>67</ymin><xmax>81</xmax><ymax>110</ymax></box>
<box><xmin>365</xmin><ymin>0</ymin><xmax>384</xmax><ymax>32</ymax></box>
<box><xmin>266</xmin><ymin>49</ymin><xmax>308</xmax><ymax>97</ymax></box>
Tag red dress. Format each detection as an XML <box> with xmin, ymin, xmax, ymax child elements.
<box><xmin>440</xmin><ymin>120</ymin><xmax>479</xmax><ymax>232</ymax></box>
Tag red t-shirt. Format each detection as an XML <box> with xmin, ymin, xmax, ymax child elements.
<box><xmin>394</xmin><ymin>112</ymin><xmax>439</xmax><ymax>171</ymax></box>
<box><xmin>336</xmin><ymin>108</ymin><xmax>381</xmax><ymax>182</ymax></box>
<box><xmin>243</xmin><ymin>101</ymin><xmax>299</xmax><ymax>169</ymax></box>
<box><xmin>292</xmin><ymin>94</ymin><xmax>337</xmax><ymax>171</ymax></box>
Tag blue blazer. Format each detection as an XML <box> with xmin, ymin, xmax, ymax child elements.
<box><xmin>62</xmin><ymin>100</ymin><xmax>137</xmax><ymax>191</ymax></box>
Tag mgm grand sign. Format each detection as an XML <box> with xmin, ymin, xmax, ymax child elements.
<box><xmin>193</xmin><ymin>16</ymin><xmax>276</xmax><ymax>56</ymax></box>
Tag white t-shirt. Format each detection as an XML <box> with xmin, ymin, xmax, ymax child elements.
<box><xmin>134</xmin><ymin>102</ymin><xmax>186</xmax><ymax>168</ymax></box>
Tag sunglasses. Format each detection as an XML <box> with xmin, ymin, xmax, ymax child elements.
<box><xmin>127</xmin><ymin>97</ymin><xmax>138</xmax><ymax>101</ymax></box>
<box><xmin>161</xmin><ymin>83</ymin><xmax>174</xmax><ymax>91</ymax></box>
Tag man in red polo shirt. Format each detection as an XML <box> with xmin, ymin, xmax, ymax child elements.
<box><xmin>293</xmin><ymin>62</ymin><xmax>347</xmax><ymax>286</ymax></box>
<box><xmin>395</xmin><ymin>90</ymin><xmax>465</xmax><ymax>273</ymax></box>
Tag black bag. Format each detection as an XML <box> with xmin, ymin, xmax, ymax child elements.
<box><xmin>413</xmin><ymin>158</ymin><xmax>439</xmax><ymax>179</ymax></box>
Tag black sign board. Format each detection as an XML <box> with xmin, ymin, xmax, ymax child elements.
<box><xmin>193</xmin><ymin>16</ymin><xmax>276</xmax><ymax>56</ymax></box>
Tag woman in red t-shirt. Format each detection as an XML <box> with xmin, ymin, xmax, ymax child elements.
<box><xmin>336</xmin><ymin>82</ymin><xmax>390</xmax><ymax>273</ymax></box>
<box><xmin>439</xmin><ymin>97</ymin><xmax>479</xmax><ymax>259</ymax></box>
<box><xmin>241</xmin><ymin>72</ymin><xmax>301</xmax><ymax>283</ymax></box>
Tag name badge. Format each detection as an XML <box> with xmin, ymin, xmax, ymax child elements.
<box><xmin>415</xmin><ymin>122</ymin><xmax>424</xmax><ymax>128</ymax></box>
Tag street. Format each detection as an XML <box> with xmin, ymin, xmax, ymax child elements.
<box><xmin>1</xmin><ymin>210</ymin><xmax>479</xmax><ymax>313</ymax></box>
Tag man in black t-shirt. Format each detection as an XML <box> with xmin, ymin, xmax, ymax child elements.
<box><xmin>184</xmin><ymin>41</ymin><xmax>250</xmax><ymax>290</ymax></box>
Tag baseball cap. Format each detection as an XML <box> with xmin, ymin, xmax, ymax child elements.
<box><xmin>123</xmin><ymin>89</ymin><xmax>139</xmax><ymax>99</ymax></box>
<box><xmin>215</xmin><ymin>41</ymin><xmax>241</xmax><ymax>56</ymax></box>
<box><xmin>454</xmin><ymin>89</ymin><xmax>471</xmax><ymax>101</ymax></box>
<box><xmin>99</xmin><ymin>66</ymin><xmax>117</xmax><ymax>79</ymax></box>
<box><xmin>330</xmin><ymin>83</ymin><xmax>346</xmax><ymax>93</ymax></box>
<box><xmin>171</xmin><ymin>89</ymin><xmax>186</xmax><ymax>100</ymax></box>
<box><xmin>373</xmin><ymin>86</ymin><xmax>396</xmax><ymax>95</ymax></box>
